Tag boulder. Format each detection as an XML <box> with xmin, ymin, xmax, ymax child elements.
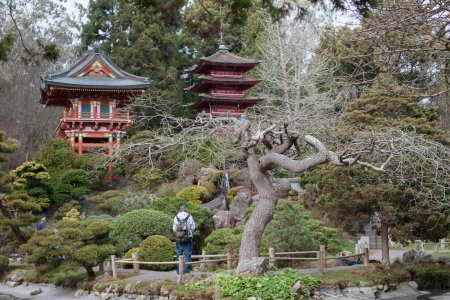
<box><xmin>213</xmin><ymin>211</ymin><xmax>236</xmax><ymax>229</ymax></box>
<box><xmin>30</xmin><ymin>288</ymin><xmax>42</xmax><ymax>296</ymax></box>
<box><xmin>201</xmin><ymin>195</ymin><xmax>227</xmax><ymax>212</ymax></box>
<box><xmin>402</xmin><ymin>249</ymin><xmax>419</xmax><ymax>263</ymax></box>
<box><xmin>75</xmin><ymin>289</ymin><xmax>90</xmax><ymax>297</ymax></box>
<box><xmin>290</xmin><ymin>281</ymin><xmax>302</xmax><ymax>295</ymax></box>
<box><xmin>124</xmin><ymin>281</ymin><xmax>144</xmax><ymax>294</ymax></box>
<box><xmin>229</xmin><ymin>189</ymin><xmax>253</xmax><ymax>223</ymax></box>
<box><xmin>235</xmin><ymin>257</ymin><xmax>268</xmax><ymax>277</ymax></box>
<box><xmin>5</xmin><ymin>281</ymin><xmax>21</xmax><ymax>287</ymax></box>
<box><xmin>251</xmin><ymin>195</ymin><xmax>260</xmax><ymax>203</ymax></box>
<box><xmin>234</xmin><ymin>168</ymin><xmax>253</xmax><ymax>189</ymax></box>
<box><xmin>273</xmin><ymin>179</ymin><xmax>290</xmax><ymax>198</ymax></box>
<box><xmin>6</xmin><ymin>269</ymin><xmax>25</xmax><ymax>283</ymax></box>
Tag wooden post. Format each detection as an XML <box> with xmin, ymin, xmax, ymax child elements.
<box><xmin>317</xmin><ymin>249</ymin><xmax>324</xmax><ymax>275</ymax></box>
<box><xmin>200</xmin><ymin>250</ymin><xmax>207</xmax><ymax>270</ymax></box>
<box><xmin>132</xmin><ymin>252</ymin><xmax>140</xmax><ymax>274</ymax></box>
<box><xmin>177</xmin><ymin>255</ymin><xmax>185</xmax><ymax>286</ymax></box>
<box><xmin>434</xmin><ymin>243</ymin><xmax>438</xmax><ymax>253</ymax></box>
<box><xmin>320</xmin><ymin>245</ymin><xmax>326</xmax><ymax>269</ymax></box>
<box><xmin>78</xmin><ymin>134</ymin><xmax>83</xmax><ymax>155</ymax></box>
<box><xmin>441</xmin><ymin>239</ymin><xmax>446</xmax><ymax>250</ymax></box>
<box><xmin>269</xmin><ymin>247</ymin><xmax>276</xmax><ymax>267</ymax></box>
<box><xmin>227</xmin><ymin>251</ymin><xmax>232</xmax><ymax>270</ymax></box>
<box><xmin>111</xmin><ymin>255</ymin><xmax>117</xmax><ymax>279</ymax></box>
<box><xmin>363</xmin><ymin>248</ymin><xmax>369</xmax><ymax>266</ymax></box>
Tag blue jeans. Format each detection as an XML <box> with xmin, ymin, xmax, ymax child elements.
<box><xmin>176</xmin><ymin>239</ymin><xmax>193</xmax><ymax>274</ymax></box>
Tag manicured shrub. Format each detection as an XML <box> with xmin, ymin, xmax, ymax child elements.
<box><xmin>98</xmin><ymin>195</ymin><xmax>123</xmax><ymax>215</ymax></box>
<box><xmin>139</xmin><ymin>235</ymin><xmax>175</xmax><ymax>271</ymax></box>
<box><xmin>73</xmin><ymin>154</ymin><xmax>97</xmax><ymax>171</ymax></box>
<box><xmin>176</xmin><ymin>186</ymin><xmax>208</xmax><ymax>205</ymax></box>
<box><xmin>34</xmin><ymin>138</ymin><xmax>72</xmax><ymax>182</ymax></box>
<box><xmin>54</xmin><ymin>200</ymin><xmax>81</xmax><ymax>220</ymax></box>
<box><xmin>203</xmin><ymin>226</ymin><xmax>244</xmax><ymax>256</ymax></box>
<box><xmin>60</xmin><ymin>169</ymin><xmax>90</xmax><ymax>187</ymax></box>
<box><xmin>109</xmin><ymin>209</ymin><xmax>173</xmax><ymax>253</ymax></box>
<box><xmin>71</xmin><ymin>187</ymin><xmax>92</xmax><ymax>198</ymax></box>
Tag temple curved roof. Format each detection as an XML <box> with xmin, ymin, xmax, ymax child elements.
<box><xmin>40</xmin><ymin>47</ymin><xmax>149</xmax><ymax>106</ymax></box>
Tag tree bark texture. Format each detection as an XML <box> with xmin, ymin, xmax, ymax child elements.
<box><xmin>85</xmin><ymin>265</ymin><xmax>95</xmax><ymax>279</ymax></box>
<box><xmin>380</xmin><ymin>220</ymin><xmax>390</xmax><ymax>266</ymax></box>
<box><xmin>238</xmin><ymin>155</ymin><xmax>278</xmax><ymax>263</ymax></box>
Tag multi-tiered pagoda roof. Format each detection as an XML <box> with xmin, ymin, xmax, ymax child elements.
<box><xmin>187</xmin><ymin>45</ymin><xmax>261</xmax><ymax>116</ymax></box>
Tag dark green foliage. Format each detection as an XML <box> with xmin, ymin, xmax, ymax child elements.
<box><xmin>60</xmin><ymin>169</ymin><xmax>90</xmax><ymax>188</ymax></box>
<box><xmin>408</xmin><ymin>263</ymin><xmax>450</xmax><ymax>289</ymax></box>
<box><xmin>139</xmin><ymin>235</ymin><xmax>176</xmax><ymax>271</ymax></box>
<box><xmin>71</xmin><ymin>187</ymin><xmax>92</xmax><ymax>199</ymax></box>
<box><xmin>309</xmin><ymin>76</ymin><xmax>450</xmax><ymax>245</ymax></box>
<box><xmin>34</xmin><ymin>138</ymin><xmax>72</xmax><ymax>182</ymax></box>
<box><xmin>203</xmin><ymin>226</ymin><xmax>243</xmax><ymax>256</ymax></box>
<box><xmin>21</xmin><ymin>219</ymin><xmax>115</xmax><ymax>280</ymax></box>
<box><xmin>212</xmin><ymin>270</ymin><xmax>321</xmax><ymax>300</ymax></box>
<box><xmin>54</xmin><ymin>201</ymin><xmax>81</xmax><ymax>220</ymax></box>
<box><xmin>261</xmin><ymin>200</ymin><xmax>343</xmax><ymax>255</ymax></box>
<box><xmin>109</xmin><ymin>209</ymin><xmax>173</xmax><ymax>253</ymax></box>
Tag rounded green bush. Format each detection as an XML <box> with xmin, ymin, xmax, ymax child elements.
<box><xmin>139</xmin><ymin>235</ymin><xmax>175</xmax><ymax>271</ymax></box>
<box><xmin>176</xmin><ymin>186</ymin><xmax>208</xmax><ymax>205</ymax></box>
<box><xmin>71</xmin><ymin>187</ymin><xmax>92</xmax><ymax>198</ymax></box>
<box><xmin>60</xmin><ymin>169</ymin><xmax>90</xmax><ymax>187</ymax></box>
<box><xmin>110</xmin><ymin>209</ymin><xmax>173</xmax><ymax>253</ymax></box>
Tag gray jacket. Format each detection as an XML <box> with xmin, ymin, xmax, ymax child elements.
<box><xmin>173</xmin><ymin>212</ymin><xmax>196</xmax><ymax>237</ymax></box>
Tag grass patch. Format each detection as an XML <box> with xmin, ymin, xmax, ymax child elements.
<box><xmin>408</xmin><ymin>264</ymin><xmax>450</xmax><ymax>289</ymax></box>
<box><xmin>431</xmin><ymin>252</ymin><xmax>450</xmax><ymax>258</ymax></box>
<box><xmin>314</xmin><ymin>263</ymin><xmax>411</xmax><ymax>289</ymax></box>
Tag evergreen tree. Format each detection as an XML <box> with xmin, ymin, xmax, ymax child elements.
<box><xmin>304</xmin><ymin>76</ymin><xmax>450</xmax><ymax>264</ymax></box>
<box><xmin>81</xmin><ymin>0</ymin><xmax>189</xmax><ymax>102</ymax></box>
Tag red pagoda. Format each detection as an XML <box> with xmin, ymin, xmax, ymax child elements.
<box><xmin>187</xmin><ymin>45</ymin><xmax>261</xmax><ymax>116</ymax></box>
<box><xmin>40</xmin><ymin>47</ymin><xmax>149</xmax><ymax>156</ymax></box>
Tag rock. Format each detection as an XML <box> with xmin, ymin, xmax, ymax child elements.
<box><xmin>346</xmin><ymin>287</ymin><xmax>376</xmax><ymax>299</ymax></box>
<box><xmin>213</xmin><ymin>210</ymin><xmax>236</xmax><ymax>229</ymax></box>
<box><xmin>30</xmin><ymin>288</ymin><xmax>42</xmax><ymax>296</ymax></box>
<box><xmin>75</xmin><ymin>289</ymin><xmax>90</xmax><ymax>297</ymax></box>
<box><xmin>5</xmin><ymin>281</ymin><xmax>21</xmax><ymax>287</ymax></box>
<box><xmin>378</xmin><ymin>281</ymin><xmax>419</xmax><ymax>299</ymax></box>
<box><xmin>290</xmin><ymin>281</ymin><xmax>302</xmax><ymax>294</ymax></box>
<box><xmin>234</xmin><ymin>167</ymin><xmax>253</xmax><ymax>189</ymax></box>
<box><xmin>235</xmin><ymin>257</ymin><xmax>268</xmax><ymax>277</ymax></box>
<box><xmin>6</xmin><ymin>269</ymin><xmax>25</xmax><ymax>283</ymax></box>
<box><xmin>273</xmin><ymin>179</ymin><xmax>290</xmax><ymax>198</ymax></box>
<box><xmin>201</xmin><ymin>195</ymin><xmax>227</xmax><ymax>212</ymax></box>
<box><xmin>124</xmin><ymin>281</ymin><xmax>144</xmax><ymax>294</ymax></box>
<box><xmin>402</xmin><ymin>249</ymin><xmax>419</xmax><ymax>262</ymax></box>
<box><xmin>229</xmin><ymin>189</ymin><xmax>253</xmax><ymax>222</ymax></box>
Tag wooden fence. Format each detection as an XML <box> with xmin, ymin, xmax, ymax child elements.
<box><xmin>109</xmin><ymin>245</ymin><xmax>370</xmax><ymax>286</ymax></box>
<box><xmin>112</xmin><ymin>251</ymin><xmax>235</xmax><ymax>285</ymax></box>
<box><xmin>414</xmin><ymin>239</ymin><xmax>449</xmax><ymax>252</ymax></box>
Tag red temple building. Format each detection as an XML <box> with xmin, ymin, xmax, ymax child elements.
<box><xmin>187</xmin><ymin>45</ymin><xmax>261</xmax><ymax>116</ymax></box>
<box><xmin>40</xmin><ymin>47</ymin><xmax>149</xmax><ymax>156</ymax></box>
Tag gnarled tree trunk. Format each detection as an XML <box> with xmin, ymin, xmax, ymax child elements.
<box><xmin>238</xmin><ymin>155</ymin><xmax>277</xmax><ymax>262</ymax></box>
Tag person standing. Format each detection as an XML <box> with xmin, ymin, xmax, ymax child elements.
<box><xmin>173</xmin><ymin>205</ymin><xmax>195</xmax><ymax>274</ymax></box>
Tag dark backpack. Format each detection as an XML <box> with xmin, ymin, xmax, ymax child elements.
<box><xmin>175</xmin><ymin>214</ymin><xmax>191</xmax><ymax>243</ymax></box>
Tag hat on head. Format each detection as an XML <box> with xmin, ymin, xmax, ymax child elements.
<box><xmin>179</xmin><ymin>205</ymin><xmax>187</xmax><ymax>209</ymax></box>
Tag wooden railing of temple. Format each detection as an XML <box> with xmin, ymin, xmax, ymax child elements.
<box><xmin>62</xmin><ymin>111</ymin><xmax>130</xmax><ymax>120</ymax></box>
<box><xmin>109</xmin><ymin>245</ymin><xmax>370</xmax><ymax>286</ymax></box>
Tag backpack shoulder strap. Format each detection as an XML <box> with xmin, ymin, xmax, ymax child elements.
<box><xmin>183</xmin><ymin>214</ymin><xmax>190</xmax><ymax>222</ymax></box>
<box><xmin>176</xmin><ymin>215</ymin><xmax>181</xmax><ymax>222</ymax></box>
